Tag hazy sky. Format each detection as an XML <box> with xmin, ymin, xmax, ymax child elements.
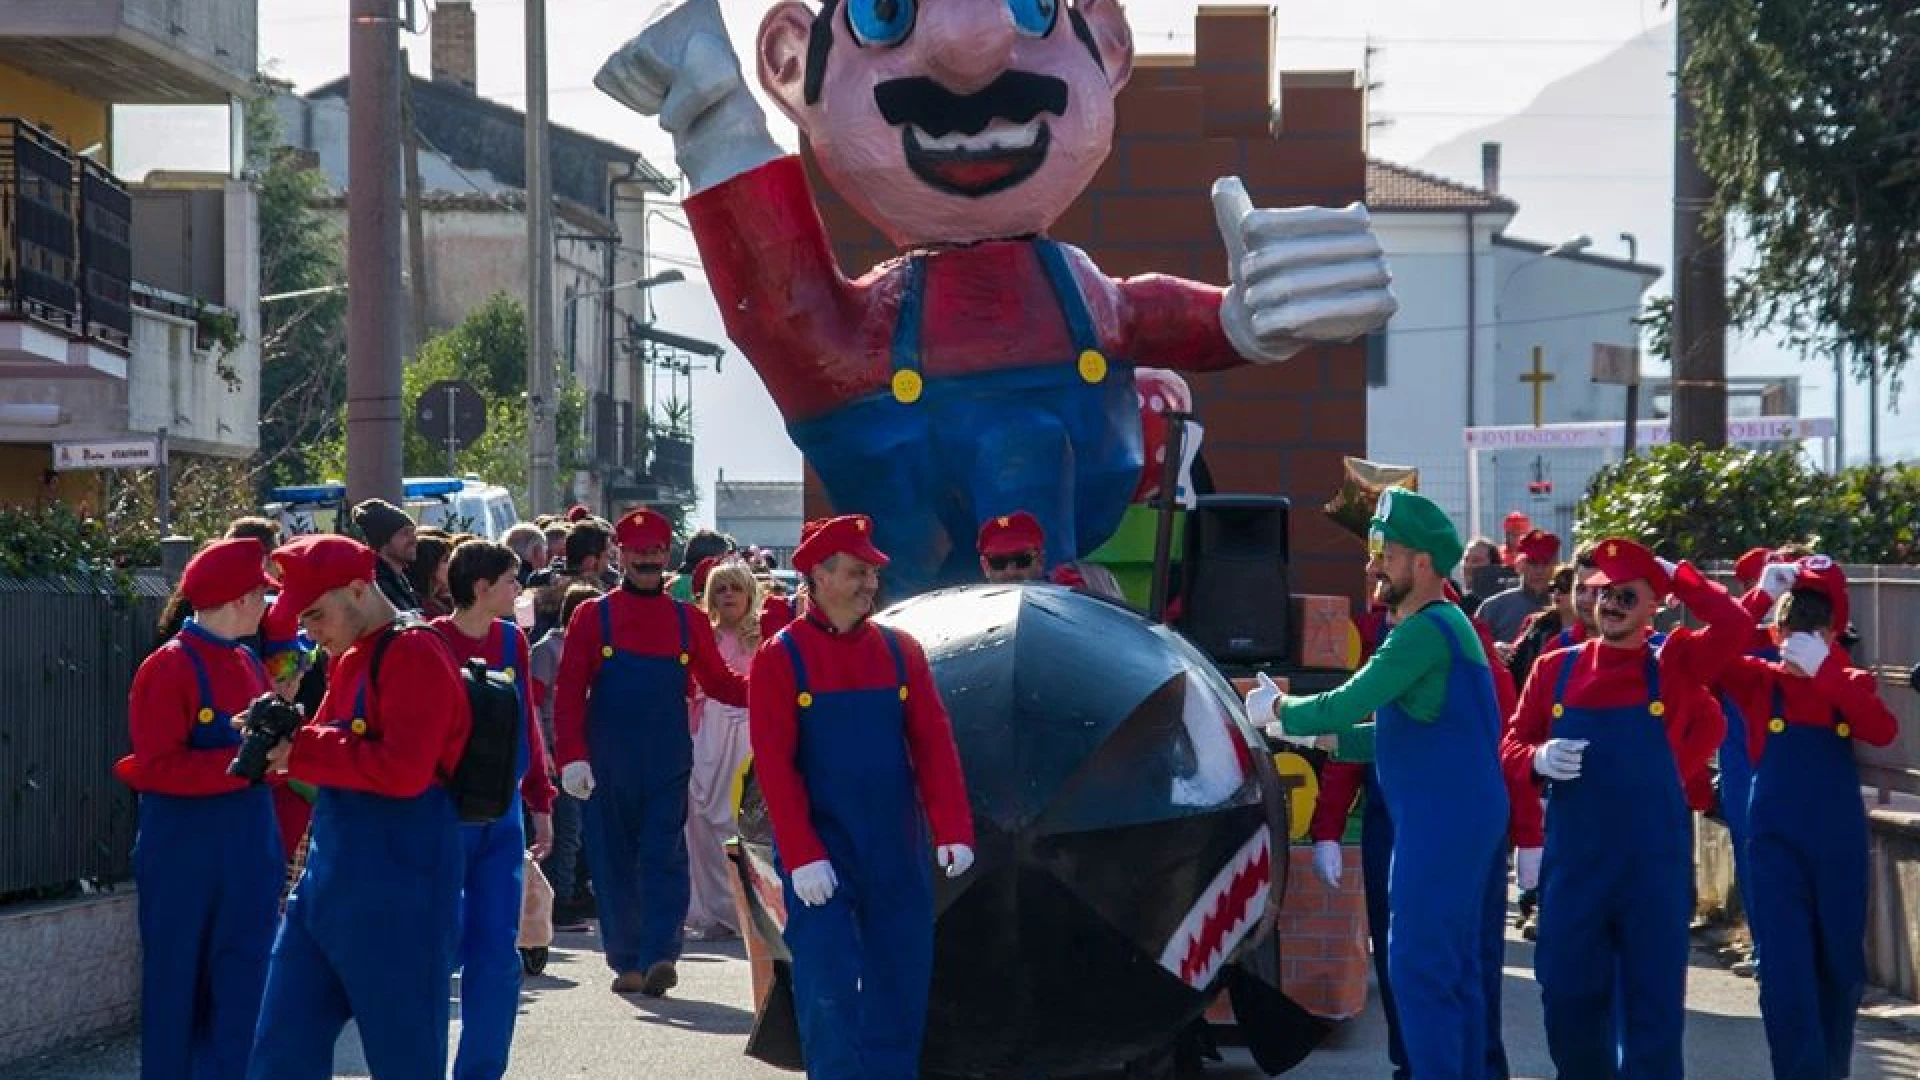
<box><xmin>118</xmin><ymin>0</ymin><xmax>1912</xmax><ymax>522</ymax></box>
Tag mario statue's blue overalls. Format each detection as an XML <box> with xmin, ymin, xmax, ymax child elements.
<box><xmin>119</xmin><ymin>586</ymin><xmax>285</xmax><ymax>1080</ymax></box>
<box><xmin>749</xmin><ymin>515</ymin><xmax>976</xmax><ymax>1079</ymax></box>
<box><xmin>245</xmin><ymin>535</ymin><xmax>472</xmax><ymax>1080</ymax></box>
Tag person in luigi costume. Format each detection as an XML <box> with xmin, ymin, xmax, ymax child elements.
<box><xmin>1245</xmin><ymin>487</ymin><xmax>1510</xmax><ymax>1080</ymax></box>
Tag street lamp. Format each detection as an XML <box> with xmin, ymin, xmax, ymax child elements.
<box><xmin>568</xmin><ymin>268</ymin><xmax>685</xmax><ymax>305</ymax></box>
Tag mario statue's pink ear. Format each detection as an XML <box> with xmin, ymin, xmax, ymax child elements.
<box><xmin>758</xmin><ymin>1</ymin><xmax>816</xmax><ymax>126</ymax></box>
<box><xmin>1078</xmin><ymin>0</ymin><xmax>1134</xmax><ymax>93</ymax></box>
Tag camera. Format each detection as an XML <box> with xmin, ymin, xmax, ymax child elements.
<box><xmin>228</xmin><ymin>692</ymin><xmax>305</xmax><ymax>783</ymax></box>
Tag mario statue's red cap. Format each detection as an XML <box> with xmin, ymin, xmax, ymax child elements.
<box><xmin>1586</xmin><ymin>538</ymin><xmax>1671</xmax><ymax>595</ymax></box>
<box><xmin>792</xmin><ymin>514</ymin><xmax>888</xmax><ymax>574</ymax></box>
<box><xmin>271</xmin><ymin>534</ymin><xmax>377</xmax><ymax>616</ymax></box>
<box><xmin>615</xmin><ymin>508</ymin><xmax>671</xmax><ymax>550</ymax></box>
<box><xmin>977</xmin><ymin>511</ymin><xmax>1044</xmax><ymax>557</ymax></box>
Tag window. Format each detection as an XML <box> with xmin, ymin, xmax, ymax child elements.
<box><xmin>1365</xmin><ymin>331</ymin><xmax>1388</xmax><ymax>387</ymax></box>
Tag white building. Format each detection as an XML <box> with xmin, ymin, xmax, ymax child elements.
<box><xmin>1365</xmin><ymin>150</ymin><xmax>1664</xmax><ymax>544</ymax></box>
<box><xmin>715</xmin><ymin>473</ymin><xmax>804</xmax><ymax>565</ymax></box>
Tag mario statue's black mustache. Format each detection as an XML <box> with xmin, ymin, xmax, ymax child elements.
<box><xmin>873</xmin><ymin>72</ymin><xmax>1068</xmax><ymax>139</ymax></box>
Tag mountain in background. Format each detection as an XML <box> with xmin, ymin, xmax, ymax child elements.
<box><xmin>1410</xmin><ymin>19</ymin><xmax>1916</xmax><ymax>462</ymax></box>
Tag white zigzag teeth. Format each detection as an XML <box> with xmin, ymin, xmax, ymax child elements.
<box><xmin>1157</xmin><ymin>824</ymin><xmax>1273</xmax><ymax>990</ymax></box>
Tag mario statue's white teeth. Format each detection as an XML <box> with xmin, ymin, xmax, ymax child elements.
<box><xmin>908</xmin><ymin>118</ymin><xmax>1043</xmax><ymax>154</ymax></box>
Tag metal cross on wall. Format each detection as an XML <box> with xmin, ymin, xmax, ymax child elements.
<box><xmin>1520</xmin><ymin>345</ymin><xmax>1557</xmax><ymax>428</ymax></box>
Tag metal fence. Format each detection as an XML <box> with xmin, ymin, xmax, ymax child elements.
<box><xmin>0</xmin><ymin>573</ymin><xmax>171</xmax><ymax>899</ymax></box>
<box><xmin>1842</xmin><ymin>565</ymin><xmax>1920</xmax><ymax>803</ymax></box>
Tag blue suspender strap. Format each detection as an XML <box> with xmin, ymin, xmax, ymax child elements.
<box><xmin>877</xmin><ymin>626</ymin><xmax>908</xmax><ymax>692</ymax></box>
<box><xmin>887</xmin><ymin>256</ymin><xmax>929</xmax><ymax>404</ymax></box>
<box><xmin>778</xmin><ymin>632</ymin><xmax>810</xmax><ymax>707</ymax></box>
<box><xmin>1551</xmin><ymin>642</ymin><xmax>1580</xmax><ymax>707</ymax></box>
<box><xmin>178</xmin><ymin>640</ymin><xmax>216</xmax><ymax>723</ymax></box>
<box><xmin>1034</xmin><ymin>240</ymin><xmax>1108</xmax><ymax>384</ymax></box>
<box><xmin>1422</xmin><ymin>607</ymin><xmax>1466</xmax><ymax>664</ymax></box>
<box><xmin>599</xmin><ymin>597</ymin><xmax>613</xmax><ymax>658</ymax></box>
<box><xmin>1644</xmin><ymin>651</ymin><xmax>1663</xmax><ymax>715</ymax></box>
<box><xmin>673</xmin><ymin>600</ymin><xmax>690</xmax><ymax>661</ymax></box>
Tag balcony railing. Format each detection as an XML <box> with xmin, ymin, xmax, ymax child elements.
<box><xmin>0</xmin><ymin>118</ymin><xmax>133</xmax><ymax>355</ymax></box>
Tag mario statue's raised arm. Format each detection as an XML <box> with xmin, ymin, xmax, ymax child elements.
<box><xmin>595</xmin><ymin>0</ymin><xmax>1396</xmax><ymax>594</ymax></box>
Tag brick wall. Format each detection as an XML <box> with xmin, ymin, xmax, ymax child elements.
<box><xmin>1205</xmin><ymin>843</ymin><xmax>1372</xmax><ymax>1023</ymax></box>
<box><xmin>804</xmin><ymin>4</ymin><xmax>1369</xmax><ymax>603</ymax></box>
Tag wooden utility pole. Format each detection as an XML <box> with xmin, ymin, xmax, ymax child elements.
<box><xmin>525</xmin><ymin>0</ymin><xmax>558</xmax><ymax>514</ymax></box>
<box><xmin>1672</xmin><ymin>0</ymin><xmax>1728</xmax><ymax>448</ymax></box>
<box><xmin>346</xmin><ymin>0</ymin><xmax>405</xmax><ymax>504</ymax></box>
<box><xmin>401</xmin><ymin>48</ymin><xmax>430</xmax><ymax>354</ymax></box>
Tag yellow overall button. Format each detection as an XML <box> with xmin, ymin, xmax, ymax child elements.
<box><xmin>891</xmin><ymin>369</ymin><xmax>924</xmax><ymax>404</ymax></box>
<box><xmin>197</xmin><ymin>707</ymin><xmax>215</xmax><ymax>724</ymax></box>
<box><xmin>898</xmin><ymin>686</ymin><xmax>909</xmax><ymax>701</ymax></box>
<box><xmin>601</xmin><ymin>645</ymin><xmax>614</xmax><ymax>659</ymax></box>
<box><xmin>1648</xmin><ymin>701</ymin><xmax>1666</xmax><ymax>718</ymax></box>
<box><xmin>351</xmin><ymin>718</ymin><xmax>368</xmax><ymax>735</ymax></box>
<box><xmin>679</xmin><ymin>652</ymin><xmax>690</xmax><ymax>666</ymax></box>
<box><xmin>797</xmin><ymin>692</ymin><xmax>813</xmax><ymax>708</ymax></box>
<box><xmin>1835</xmin><ymin>722</ymin><xmax>1852</xmax><ymax>739</ymax></box>
<box><xmin>1550</xmin><ymin>704</ymin><xmax>1564</xmax><ymax>718</ymax></box>
<box><xmin>1077</xmin><ymin>349</ymin><xmax>1108</xmax><ymax>384</ymax></box>
<box><xmin>1768</xmin><ymin>718</ymin><xmax>1787</xmax><ymax>734</ymax></box>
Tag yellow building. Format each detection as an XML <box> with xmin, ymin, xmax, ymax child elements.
<box><xmin>0</xmin><ymin>0</ymin><xmax>259</xmax><ymax>511</ymax></box>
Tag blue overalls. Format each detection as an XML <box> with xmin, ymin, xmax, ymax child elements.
<box><xmin>135</xmin><ymin>626</ymin><xmax>284</xmax><ymax>1080</ymax></box>
<box><xmin>1718</xmin><ymin>644</ymin><xmax>1777</xmax><ymax>952</ymax></box>
<box><xmin>786</xmin><ymin>240</ymin><xmax>1142</xmax><ymax>595</ymax></box>
<box><xmin>776</xmin><ymin>627</ymin><xmax>935</xmax><ymax>1080</ymax></box>
<box><xmin>1358</xmin><ymin>767</ymin><xmax>1409</xmax><ymax>1080</ymax></box>
<box><xmin>1748</xmin><ymin>684</ymin><xmax>1868</xmax><ymax>1080</ymax></box>
<box><xmin>453</xmin><ymin>620</ymin><xmax>531</xmax><ymax>1080</ymax></box>
<box><xmin>1534</xmin><ymin>646</ymin><xmax>1691</xmax><ymax>1080</ymax></box>
<box><xmin>581</xmin><ymin>597</ymin><xmax>693</xmax><ymax>976</ymax></box>
<box><xmin>247</xmin><ymin>652</ymin><xmax>465</xmax><ymax>1080</ymax></box>
<box><xmin>1373</xmin><ymin>608</ymin><xmax>1510</xmax><ymax>1080</ymax></box>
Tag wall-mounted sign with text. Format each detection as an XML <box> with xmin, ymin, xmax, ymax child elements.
<box><xmin>52</xmin><ymin>437</ymin><xmax>164</xmax><ymax>471</ymax></box>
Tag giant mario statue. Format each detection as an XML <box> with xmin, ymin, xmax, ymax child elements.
<box><xmin>595</xmin><ymin>0</ymin><xmax>1397</xmax><ymax>595</ymax></box>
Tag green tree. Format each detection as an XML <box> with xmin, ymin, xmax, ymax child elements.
<box><xmin>247</xmin><ymin>78</ymin><xmax>349</xmax><ymax>490</ymax></box>
<box><xmin>1685</xmin><ymin>1</ymin><xmax>1920</xmax><ymax>389</ymax></box>
<box><xmin>305</xmin><ymin>295</ymin><xmax>585</xmax><ymax>511</ymax></box>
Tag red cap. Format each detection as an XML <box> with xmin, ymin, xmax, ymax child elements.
<box><xmin>271</xmin><ymin>534</ymin><xmax>377</xmax><ymax>617</ymax></box>
<box><xmin>566</xmin><ymin>504</ymin><xmax>591</xmax><ymax>523</ymax></box>
<box><xmin>1586</xmin><ymin>538</ymin><xmax>1671</xmax><ymax>595</ymax></box>
<box><xmin>179</xmin><ymin>538</ymin><xmax>276</xmax><ymax>611</ymax></box>
<box><xmin>692</xmin><ymin>555</ymin><xmax>720</xmax><ymax>598</ymax></box>
<box><xmin>792</xmin><ymin>514</ymin><xmax>888</xmax><ymax>574</ymax></box>
<box><xmin>1791</xmin><ymin>555</ymin><xmax>1849</xmax><ymax>632</ymax></box>
<box><xmin>1514</xmin><ymin>528</ymin><xmax>1561</xmax><ymax>565</ymax></box>
<box><xmin>615</xmin><ymin>508</ymin><xmax>671</xmax><ymax>551</ymax></box>
<box><xmin>1734</xmin><ymin>547</ymin><xmax>1772</xmax><ymax>583</ymax></box>
<box><xmin>1050</xmin><ymin>564</ymin><xmax>1088</xmax><ymax>589</ymax></box>
<box><xmin>261</xmin><ymin>592</ymin><xmax>302</xmax><ymax>646</ymax></box>
<box><xmin>1504</xmin><ymin>511</ymin><xmax>1532</xmax><ymax>532</ymax></box>
<box><xmin>977</xmin><ymin>511</ymin><xmax>1045</xmax><ymax>557</ymax></box>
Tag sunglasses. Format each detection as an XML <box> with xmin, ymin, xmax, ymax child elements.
<box><xmin>1597</xmin><ymin>585</ymin><xmax>1642</xmax><ymax>611</ymax></box>
<box><xmin>987</xmin><ymin>553</ymin><xmax>1037</xmax><ymax>571</ymax></box>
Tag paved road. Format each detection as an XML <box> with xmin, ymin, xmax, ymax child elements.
<box><xmin>7</xmin><ymin>918</ymin><xmax>1917</xmax><ymax>1078</ymax></box>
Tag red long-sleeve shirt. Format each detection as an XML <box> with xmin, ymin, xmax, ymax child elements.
<box><xmin>120</xmin><ymin>625</ymin><xmax>270</xmax><ymax>796</ymax></box>
<box><xmin>759</xmin><ymin>594</ymin><xmax>797</xmax><ymax>641</ymax></box>
<box><xmin>430</xmin><ymin>616</ymin><xmax>558</xmax><ymax>814</ymax></box>
<box><xmin>1504</xmin><ymin>562</ymin><xmax>1749</xmax><ymax>791</ymax></box>
<box><xmin>684</xmin><ymin>157</ymin><xmax>1244</xmax><ymax>426</ymax></box>
<box><xmin>552</xmin><ymin>587</ymin><xmax>749</xmax><ymax>767</ymax></box>
<box><xmin>747</xmin><ymin>614</ymin><xmax>974</xmax><ymax>869</ymax></box>
<box><xmin>287</xmin><ymin>622</ymin><xmax>470</xmax><ymax>798</ymax></box>
<box><xmin>1721</xmin><ymin>647</ymin><xmax>1898</xmax><ymax>764</ymax></box>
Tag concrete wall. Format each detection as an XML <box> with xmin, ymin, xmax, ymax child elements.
<box><xmin>0</xmin><ymin>893</ymin><xmax>140</xmax><ymax>1067</ymax></box>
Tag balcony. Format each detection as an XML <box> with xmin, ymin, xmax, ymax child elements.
<box><xmin>0</xmin><ymin>118</ymin><xmax>131</xmax><ymax>377</ymax></box>
<box><xmin>0</xmin><ymin>0</ymin><xmax>256</xmax><ymax>104</ymax></box>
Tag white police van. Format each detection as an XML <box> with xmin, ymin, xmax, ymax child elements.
<box><xmin>267</xmin><ymin>477</ymin><xmax>519</xmax><ymax>541</ymax></box>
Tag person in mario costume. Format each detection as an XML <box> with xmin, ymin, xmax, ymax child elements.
<box><xmin>750</xmin><ymin>514</ymin><xmax>975</xmax><ymax>1079</ymax></box>
<box><xmin>977</xmin><ymin>509</ymin><xmax>1047</xmax><ymax>583</ymax></box>
<box><xmin>592</xmin><ymin>0</ymin><xmax>1397</xmax><ymax>596</ymax></box>
<box><xmin>116</xmin><ymin>538</ymin><xmax>282</xmax><ymax>1080</ymax></box>
<box><xmin>553</xmin><ymin>508</ymin><xmax>750</xmax><ymax>997</ymax></box>
<box><xmin>1502</xmin><ymin>537</ymin><xmax>1752</xmax><ymax>1080</ymax></box>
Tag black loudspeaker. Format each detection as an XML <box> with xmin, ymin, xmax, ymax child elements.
<box><xmin>1179</xmin><ymin>495</ymin><xmax>1292</xmax><ymax>664</ymax></box>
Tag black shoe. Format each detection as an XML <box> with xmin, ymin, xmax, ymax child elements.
<box><xmin>552</xmin><ymin>904</ymin><xmax>589</xmax><ymax>933</ymax></box>
<box><xmin>639</xmin><ymin>960</ymin><xmax>678</xmax><ymax>997</ymax></box>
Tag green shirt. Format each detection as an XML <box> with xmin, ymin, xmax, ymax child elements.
<box><xmin>1280</xmin><ymin>602</ymin><xmax>1486</xmax><ymax>762</ymax></box>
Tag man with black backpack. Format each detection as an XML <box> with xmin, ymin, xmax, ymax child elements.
<box><xmin>245</xmin><ymin>534</ymin><xmax>472</xmax><ymax>1080</ymax></box>
<box><xmin>432</xmin><ymin>541</ymin><xmax>558</xmax><ymax>1080</ymax></box>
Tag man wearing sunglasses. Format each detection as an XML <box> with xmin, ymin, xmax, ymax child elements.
<box><xmin>1246</xmin><ymin>487</ymin><xmax>1510</xmax><ymax>1080</ymax></box>
<box><xmin>977</xmin><ymin>512</ymin><xmax>1048</xmax><ymax>585</ymax></box>
<box><xmin>1502</xmin><ymin>538</ymin><xmax>1752</xmax><ymax>1080</ymax></box>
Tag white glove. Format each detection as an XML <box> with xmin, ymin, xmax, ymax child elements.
<box><xmin>1311</xmin><ymin>841</ymin><xmax>1343</xmax><ymax>889</ymax></box>
<box><xmin>1533</xmin><ymin>738</ymin><xmax>1588</xmax><ymax>782</ymax></box>
<box><xmin>1515</xmin><ymin>847</ymin><xmax>1544</xmax><ymax>891</ymax></box>
<box><xmin>1656</xmin><ymin>556</ymin><xmax>1678</xmax><ymax>579</ymax></box>
<box><xmin>1243</xmin><ymin>671</ymin><xmax>1281</xmax><ymax>725</ymax></box>
<box><xmin>1758</xmin><ymin>562</ymin><xmax>1801</xmax><ymax>600</ymax></box>
<box><xmin>936</xmin><ymin>844</ymin><xmax>975</xmax><ymax>879</ymax></box>
<box><xmin>1781</xmin><ymin>632</ymin><xmax>1831</xmax><ymax>677</ymax></box>
<box><xmin>595</xmin><ymin>0</ymin><xmax>783</xmax><ymax>193</ymax></box>
<box><xmin>561</xmin><ymin>761</ymin><xmax>596</xmax><ymax>800</ymax></box>
<box><xmin>1212</xmin><ymin>177</ymin><xmax>1398</xmax><ymax>364</ymax></box>
<box><xmin>789</xmin><ymin>860</ymin><xmax>838</xmax><ymax>907</ymax></box>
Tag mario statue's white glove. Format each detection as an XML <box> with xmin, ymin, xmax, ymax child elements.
<box><xmin>1212</xmin><ymin>177</ymin><xmax>1398</xmax><ymax>365</ymax></box>
<box><xmin>596</xmin><ymin>0</ymin><xmax>782</xmax><ymax>193</ymax></box>
<box><xmin>790</xmin><ymin>860</ymin><xmax>839</xmax><ymax>907</ymax></box>
<box><xmin>561</xmin><ymin>761</ymin><xmax>596</xmax><ymax>800</ymax></box>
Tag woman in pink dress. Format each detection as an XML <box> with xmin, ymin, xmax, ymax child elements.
<box><xmin>684</xmin><ymin>558</ymin><xmax>762</xmax><ymax>939</ymax></box>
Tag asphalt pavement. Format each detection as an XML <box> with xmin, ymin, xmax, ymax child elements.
<box><xmin>6</xmin><ymin>915</ymin><xmax>1917</xmax><ymax>1078</ymax></box>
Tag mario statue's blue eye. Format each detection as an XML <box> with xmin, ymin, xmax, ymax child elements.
<box><xmin>847</xmin><ymin>0</ymin><xmax>916</xmax><ymax>47</ymax></box>
<box><xmin>1007</xmin><ymin>0</ymin><xmax>1058</xmax><ymax>37</ymax></box>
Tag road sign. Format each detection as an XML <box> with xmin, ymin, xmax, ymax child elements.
<box><xmin>414</xmin><ymin>380</ymin><xmax>487</xmax><ymax>465</ymax></box>
<box><xmin>52</xmin><ymin>437</ymin><xmax>162</xmax><ymax>471</ymax></box>
<box><xmin>1464</xmin><ymin>416</ymin><xmax>1836</xmax><ymax>450</ymax></box>
<box><xmin>1591</xmin><ymin>343</ymin><xmax>1641</xmax><ymax>386</ymax></box>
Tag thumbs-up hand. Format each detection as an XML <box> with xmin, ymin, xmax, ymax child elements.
<box><xmin>1243</xmin><ymin>671</ymin><xmax>1283</xmax><ymax>726</ymax></box>
<box><xmin>1212</xmin><ymin>177</ymin><xmax>1398</xmax><ymax>364</ymax></box>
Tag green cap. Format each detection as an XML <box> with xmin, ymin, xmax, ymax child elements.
<box><xmin>1368</xmin><ymin>487</ymin><xmax>1464</xmax><ymax>574</ymax></box>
